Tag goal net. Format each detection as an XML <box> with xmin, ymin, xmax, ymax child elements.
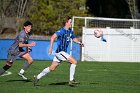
<box><xmin>72</xmin><ymin>16</ymin><xmax>140</xmax><ymax>62</ymax></box>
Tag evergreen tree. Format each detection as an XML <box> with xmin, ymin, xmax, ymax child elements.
<box><xmin>27</xmin><ymin>0</ymin><xmax>87</xmax><ymax>35</ymax></box>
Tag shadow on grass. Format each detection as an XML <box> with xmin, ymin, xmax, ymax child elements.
<box><xmin>49</xmin><ymin>81</ymin><xmax>68</xmax><ymax>85</ymax></box>
<box><xmin>90</xmin><ymin>82</ymin><xmax>99</xmax><ymax>85</ymax></box>
<box><xmin>49</xmin><ymin>81</ymin><xmax>79</xmax><ymax>87</ymax></box>
<box><xmin>6</xmin><ymin>79</ymin><xmax>32</xmax><ymax>82</ymax></box>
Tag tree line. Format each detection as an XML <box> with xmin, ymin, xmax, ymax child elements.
<box><xmin>0</xmin><ymin>0</ymin><xmax>88</xmax><ymax>35</ymax></box>
<box><xmin>0</xmin><ymin>0</ymin><xmax>136</xmax><ymax>35</ymax></box>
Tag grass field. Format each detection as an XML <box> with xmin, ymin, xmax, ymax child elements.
<box><xmin>0</xmin><ymin>60</ymin><xmax>140</xmax><ymax>93</ymax></box>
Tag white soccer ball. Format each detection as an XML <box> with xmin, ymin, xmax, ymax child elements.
<box><xmin>94</xmin><ymin>29</ymin><xmax>103</xmax><ymax>38</ymax></box>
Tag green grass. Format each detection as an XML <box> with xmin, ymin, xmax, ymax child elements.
<box><xmin>0</xmin><ymin>60</ymin><xmax>140</xmax><ymax>93</ymax></box>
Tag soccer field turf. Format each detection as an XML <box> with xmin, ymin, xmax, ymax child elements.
<box><xmin>0</xmin><ymin>60</ymin><xmax>140</xmax><ymax>93</ymax></box>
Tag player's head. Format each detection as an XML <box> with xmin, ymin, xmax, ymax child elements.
<box><xmin>63</xmin><ymin>16</ymin><xmax>72</xmax><ymax>29</ymax></box>
<box><xmin>24</xmin><ymin>21</ymin><xmax>32</xmax><ymax>27</ymax></box>
<box><xmin>23</xmin><ymin>21</ymin><xmax>33</xmax><ymax>33</ymax></box>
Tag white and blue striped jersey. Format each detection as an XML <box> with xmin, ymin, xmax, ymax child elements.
<box><xmin>55</xmin><ymin>27</ymin><xmax>75</xmax><ymax>53</ymax></box>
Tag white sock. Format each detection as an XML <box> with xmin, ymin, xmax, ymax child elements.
<box><xmin>37</xmin><ymin>67</ymin><xmax>50</xmax><ymax>79</ymax></box>
<box><xmin>70</xmin><ymin>64</ymin><xmax>76</xmax><ymax>81</ymax></box>
<box><xmin>19</xmin><ymin>69</ymin><xmax>25</xmax><ymax>74</ymax></box>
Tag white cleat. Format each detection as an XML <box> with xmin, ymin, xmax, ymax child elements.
<box><xmin>18</xmin><ymin>73</ymin><xmax>28</xmax><ymax>80</ymax></box>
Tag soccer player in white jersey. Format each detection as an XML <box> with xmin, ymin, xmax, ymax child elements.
<box><xmin>0</xmin><ymin>21</ymin><xmax>36</xmax><ymax>80</ymax></box>
<box><xmin>34</xmin><ymin>16</ymin><xmax>84</xmax><ymax>86</ymax></box>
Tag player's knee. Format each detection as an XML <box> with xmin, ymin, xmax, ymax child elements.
<box><xmin>68</xmin><ymin>57</ymin><xmax>77</xmax><ymax>64</ymax></box>
<box><xmin>74</xmin><ymin>61</ymin><xmax>77</xmax><ymax>64</ymax></box>
<box><xmin>30</xmin><ymin>59</ymin><xmax>33</xmax><ymax>63</ymax></box>
<box><xmin>50</xmin><ymin>68</ymin><xmax>55</xmax><ymax>71</ymax></box>
<box><xmin>27</xmin><ymin>58</ymin><xmax>33</xmax><ymax>64</ymax></box>
<box><xmin>49</xmin><ymin>66</ymin><xmax>56</xmax><ymax>71</ymax></box>
<box><xmin>71</xmin><ymin>60</ymin><xmax>77</xmax><ymax>64</ymax></box>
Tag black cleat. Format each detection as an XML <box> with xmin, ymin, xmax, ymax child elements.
<box><xmin>69</xmin><ymin>80</ymin><xmax>80</xmax><ymax>86</ymax></box>
<box><xmin>33</xmin><ymin>75</ymin><xmax>39</xmax><ymax>86</ymax></box>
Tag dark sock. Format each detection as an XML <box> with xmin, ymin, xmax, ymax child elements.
<box><xmin>0</xmin><ymin>68</ymin><xmax>6</xmax><ymax>75</ymax></box>
<box><xmin>23</xmin><ymin>62</ymin><xmax>31</xmax><ymax>71</ymax></box>
<box><xmin>0</xmin><ymin>65</ymin><xmax>11</xmax><ymax>75</ymax></box>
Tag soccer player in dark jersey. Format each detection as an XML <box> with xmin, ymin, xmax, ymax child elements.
<box><xmin>34</xmin><ymin>16</ymin><xmax>84</xmax><ymax>86</ymax></box>
<box><xmin>0</xmin><ymin>21</ymin><xmax>36</xmax><ymax>80</ymax></box>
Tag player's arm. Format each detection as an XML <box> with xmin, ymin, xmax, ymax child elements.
<box><xmin>18</xmin><ymin>33</ymin><xmax>36</xmax><ymax>47</ymax></box>
<box><xmin>19</xmin><ymin>42</ymin><xmax>36</xmax><ymax>47</ymax></box>
<box><xmin>73</xmin><ymin>38</ymin><xmax>84</xmax><ymax>47</ymax></box>
<box><xmin>49</xmin><ymin>33</ymin><xmax>57</xmax><ymax>54</ymax></box>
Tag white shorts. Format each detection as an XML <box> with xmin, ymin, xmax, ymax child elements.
<box><xmin>53</xmin><ymin>51</ymin><xmax>70</xmax><ymax>63</ymax></box>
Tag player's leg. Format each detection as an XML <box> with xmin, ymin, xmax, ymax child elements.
<box><xmin>34</xmin><ymin>59</ymin><xmax>60</xmax><ymax>86</ymax></box>
<box><xmin>55</xmin><ymin>51</ymin><xmax>79</xmax><ymax>85</ymax></box>
<box><xmin>0</xmin><ymin>51</ymin><xmax>17</xmax><ymax>76</ymax></box>
<box><xmin>67</xmin><ymin>56</ymin><xmax>79</xmax><ymax>85</ymax></box>
<box><xmin>37</xmin><ymin>61</ymin><xmax>59</xmax><ymax>79</ymax></box>
<box><xmin>18</xmin><ymin>52</ymin><xmax>33</xmax><ymax>80</ymax></box>
<box><xmin>0</xmin><ymin>62</ymin><xmax>13</xmax><ymax>76</ymax></box>
<box><xmin>68</xmin><ymin>56</ymin><xmax>77</xmax><ymax>80</ymax></box>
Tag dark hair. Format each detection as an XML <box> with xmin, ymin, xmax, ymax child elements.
<box><xmin>62</xmin><ymin>16</ymin><xmax>71</xmax><ymax>26</ymax></box>
<box><xmin>24</xmin><ymin>21</ymin><xmax>32</xmax><ymax>26</ymax></box>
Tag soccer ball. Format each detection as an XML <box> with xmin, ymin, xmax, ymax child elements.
<box><xmin>94</xmin><ymin>29</ymin><xmax>103</xmax><ymax>38</ymax></box>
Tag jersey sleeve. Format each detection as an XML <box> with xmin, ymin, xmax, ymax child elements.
<box><xmin>55</xmin><ymin>30</ymin><xmax>62</xmax><ymax>37</ymax></box>
<box><xmin>71</xmin><ymin>31</ymin><xmax>76</xmax><ymax>39</ymax></box>
<box><xmin>18</xmin><ymin>32</ymin><xmax>25</xmax><ymax>43</ymax></box>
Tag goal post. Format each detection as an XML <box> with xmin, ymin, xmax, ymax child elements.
<box><xmin>72</xmin><ymin>16</ymin><xmax>140</xmax><ymax>62</ymax></box>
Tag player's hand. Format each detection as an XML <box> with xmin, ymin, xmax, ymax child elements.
<box><xmin>30</xmin><ymin>41</ymin><xmax>36</xmax><ymax>46</ymax></box>
<box><xmin>80</xmin><ymin>43</ymin><xmax>84</xmax><ymax>47</ymax></box>
<box><xmin>48</xmin><ymin>48</ymin><xmax>52</xmax><ymax>54</ymax></box>
<box><xmin>28</xmin><ymin>47</ymin><xmax>32</xmax><ymax>52</ymax></box>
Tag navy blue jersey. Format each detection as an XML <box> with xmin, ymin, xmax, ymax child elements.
<box><xmin>55</xmin><ymin>27</ymin><xmax>75</xmax><ymax>53</ymax></box>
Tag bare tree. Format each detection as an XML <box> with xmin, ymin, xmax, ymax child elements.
<box><xmin>17</xmin><ymin>0</ymin><xmax>28</xmax><ymax>18</ymax></box>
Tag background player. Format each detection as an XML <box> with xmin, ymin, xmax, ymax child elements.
<box><xmin>0</xmin><ymin>21</ymin><xmax>36</xmax><ymax>80</ymax></box>
<box><xmin>34</xmin><ymin>16</ymin><xmax>84</xmax><ymax>86</ymax></box>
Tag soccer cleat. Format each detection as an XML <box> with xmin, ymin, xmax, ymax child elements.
<box><xmin>18</xmin><ymin>73</ymin><xmax>28</xmax><ymax>80</ymax></box>
<box><xmin>33</xmin><ymin>75</ymin><xmax>39</xmax><ymax>86</ymax></box>
<box><xmin>69</xmin><ymin>80</ymin><xmax>80</xmax><ymax>85</ymax></box>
